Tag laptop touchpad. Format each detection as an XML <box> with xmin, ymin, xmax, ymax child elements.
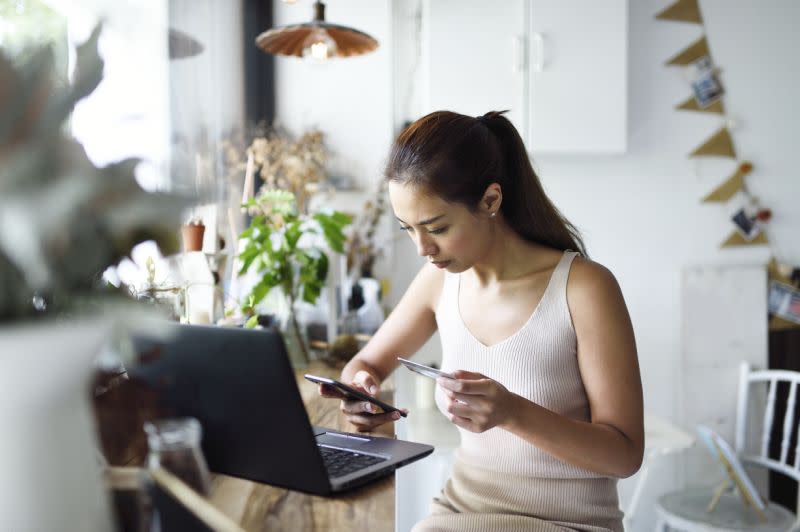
<box><xmin>316</xmin><ymin>432</ymin><xmax>371</xmax><ymax>447</ymax></box>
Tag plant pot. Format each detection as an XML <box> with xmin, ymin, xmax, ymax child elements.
<box><xmin>181</xmin><ymin>223</ymin><xmax>205</xmax><ymax>252</ymax></box>
<box><xmin>0</xmin><ymin>319</ymin><xmax>115</xmax><ymax>531</ymax></box>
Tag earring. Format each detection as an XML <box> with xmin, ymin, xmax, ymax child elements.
<box><xmin>490</xmin><ymin>212</ymin><xmax>497</xmax><ymax>218</ymax></box>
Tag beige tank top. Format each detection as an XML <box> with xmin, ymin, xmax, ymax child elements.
<box><xmin>434</xmin><ymin>250</ymin><xmax>607</xmax><ymax>479</ymax></box>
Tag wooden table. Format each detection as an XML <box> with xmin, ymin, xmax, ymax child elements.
<box><xmin>207</xmin><ymin>361</ymin><xmax>396</xmax><ymax>531</ymax></box>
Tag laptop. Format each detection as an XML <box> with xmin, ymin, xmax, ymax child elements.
<box><xmin>129</xmin><ymin>324</ymin><xmax>434</xmax><ymax>495</ymax></box>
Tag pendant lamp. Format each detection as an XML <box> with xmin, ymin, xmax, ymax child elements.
<box><xmin>168</xmin><ymin>28</ymin><xmax>204</xmax><ymax>60</ymax></box>
<box><xmin>255</xmin><ymin>1</ymin><xmax>378</xmax><ymax>60</ymax></box>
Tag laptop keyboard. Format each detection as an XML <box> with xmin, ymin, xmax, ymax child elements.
<box><xmin>318</xmin><ymin>446</ymin><xmax>387</xmax><ymax>478</ymax></box>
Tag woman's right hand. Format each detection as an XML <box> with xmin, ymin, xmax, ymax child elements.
<box><xmin>317</xmin><ymin>370</ymin><xmax>405</xmax><ymax>432</ymax></box>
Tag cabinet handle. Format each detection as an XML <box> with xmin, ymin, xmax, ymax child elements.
<box><xmin>513</xmin><ymin>35</ymin><xmax>526</xmax><ymax>72</ymax></box>
<box><xmin>532</xmin><ymin>32</ymin><xmax>544</xmax><ymax>72</ymax></box>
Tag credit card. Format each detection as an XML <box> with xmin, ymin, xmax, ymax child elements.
<box><xmin>397</xmin><ymin>357</ymin><xmax>455</xmax><ymax>380</ymax></box>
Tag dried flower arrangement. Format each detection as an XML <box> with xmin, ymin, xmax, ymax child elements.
<box><xmin>346</xmin><ymin>180</ymin><xmax>389</xmax><ymax>279</ymax></box>
<box><xmin>222</xmin><ymin>124</ymin><xmax>328</xmax><ymax>215</ymax></box>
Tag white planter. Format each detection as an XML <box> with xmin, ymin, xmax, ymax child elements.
<box><xmin>0</xmin><ymin>319</ymin><xmax>115</xmax><ymax>531</ymax></box>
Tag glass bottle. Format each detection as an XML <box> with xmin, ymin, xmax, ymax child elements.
<box><xmin>340</xmin><ymin>283</ymin><xmax>364</xmax><ymax>335</ymax></box>
<box><xmin>143</xmin><ymin>418</ymin><xmax>211</xmax><ymax>496</ymax></box>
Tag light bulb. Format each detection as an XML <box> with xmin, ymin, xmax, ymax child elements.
<box><xmin>302</xmin><ymin>28</ymin><xmax>337</xmax><ymax>60</ymax></box>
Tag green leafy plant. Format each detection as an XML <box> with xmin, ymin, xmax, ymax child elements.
<box><xmin>0</xmin><ymin>26</ymin><xmax>187</xmax><ymax>322</ymax></box>
<box><xmin>237</xmin><ymin>189</ymin><xmax>351</xmax><ymax>362</ymax></box>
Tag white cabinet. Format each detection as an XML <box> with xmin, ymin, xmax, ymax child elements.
<box><xmin>424</xmin><ymin>0</ymin><xmax>527</xmax><ymax>133</ymax></box>
<box><xmin>528</xmin><ymin>0</ymin><xmax>627</xmax><ymax>153</ymax></box>
<box><xmin>422</xmin><ymin>0</ymin><xmax>627</xmax><ymax>154</ymax></box>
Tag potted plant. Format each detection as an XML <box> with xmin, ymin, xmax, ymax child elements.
<box><xmin>237</xmin><ymin>189</ymin><xmax>350</xmax><ymax>365</ymax></box>
<box><xmin>181</xmin><ymin>215</ymin><xmax>206</xmax><ymax>252</ymax></box>
<box><xmin>0</xmin><ymin>27</ymin><xmax>186</xmax><ymax>531</ymax></box>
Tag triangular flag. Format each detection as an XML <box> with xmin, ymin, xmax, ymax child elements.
<box><xmin>770</xmin><ymin>315</ymin><xmax>800</xmax><ymax>331</ymax></box>
<box><xmin>655</xmin><ymin>0</ymin><xmax>703</xmax><ymax>24</ymax></box>
<box><xmin>721</xmin><ymin>231</ymin><xmax>768</xmax><ymax>248</ymax></box>
<box><xmin>702</xmin><ymin>161</ymin><xmax>752</xmax><ymax>202</ymax></box>
<box><xmin>666</xmin><ymin>37</ymin><xmax>710</xmax><ymax>66</ymax></box>
<box><xmin>768</xmin><ymin>257</ymin><xmax>794</xmax><ymax>285</ymax></box>
<box><xmin>676</xmin><ymin>95</ymin><xmax>725</xmax><ymax>114</ymax></box>
<box><xmin>690</xmin><ymin>127</ymin><xmax>736</xmax><ymax>158</ymax></box>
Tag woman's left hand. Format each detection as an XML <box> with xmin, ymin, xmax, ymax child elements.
<box><xmin>437</xmin><ymin>370</ymin><xmax>517</xmax><ymax>433</ymax></box>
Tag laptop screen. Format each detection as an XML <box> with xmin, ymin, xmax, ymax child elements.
<box><xmin>130</xmin><ymin>324</ymin><xmax>331</xmax><ymax>493</ymax></box>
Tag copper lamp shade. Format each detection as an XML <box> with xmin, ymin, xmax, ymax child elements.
<box><xmin>255</xmin><ymin>1</ymin><xmax>378</xmax><ymax>59</ymax></box>
<box><xmin>168</xmin><ymin>28</ymin><xmax>204</xmax><ymax>60</ymax></box>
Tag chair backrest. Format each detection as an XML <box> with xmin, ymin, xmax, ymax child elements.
<box><xmin>735</xmin><ymin>361</ymin><xmax>800</xmax><ymax>484</ymax></box>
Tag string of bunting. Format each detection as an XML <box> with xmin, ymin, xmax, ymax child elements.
<box><xmin>656</xmin><ymin>0</ymin><xmax>800</xmax><ymax>330</ymax></box>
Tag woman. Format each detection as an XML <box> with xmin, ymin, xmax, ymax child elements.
<box><xmin>318</xmin><ymin>110</ymin><xmax>643</xmax><ymax>531</ymax></box>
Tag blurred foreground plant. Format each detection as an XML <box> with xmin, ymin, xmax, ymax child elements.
<box><xmin>0</xmin><ymin>26</ymin><xmax>187</xmax><ymax>321</ymax></box>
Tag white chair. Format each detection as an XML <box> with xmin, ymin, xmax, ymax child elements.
<box><xmin>655</xmin><ymin>362</ymin><xmax>800</xmax><ymax>532</ymax></box>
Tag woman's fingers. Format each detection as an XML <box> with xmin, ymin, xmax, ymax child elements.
<box><xmin>352</xmin><ymin>370</ymin><xmax>380</xmax><ymax>395</ymax></box>
<box><xmin>339</xmin><ymin>397</ymin><xmax>403</xmax><ymax>431</ymax></box>
<box><xmin>448</xmin><ymin>414</ymin><xmax>476</xmax><ymax>432</ymax></box>
<box><xmin>452</xmin><ymin>370</ymin><xmax>485</xmax><ymax>380</ymax></box>
<box><xmin>437</xmin><ymin>376</ymin><xmax>487</xmax><ymax>395</ymax></box>
<box><xmin>442</xmin><ymin>388</ymin><xmax>471</xmax><ymax>406</ymax></box>
<box><xmin>446</xmin><ymin>398</ymin><xmax>474</xmax><ymax>418</ymax></box>
<box><xmin>346</xmin><ymin>410</ymin><xmax>402</xmax><ymax>431</ymax></box>
<box><xmin>341</xmin><ymin>399</ymin><xmax>382</xmax><ymax>415</ymax></box>
<box><xmin>318</xmin><ymin>383</ymin><xmax>346</xmax><ymax>399</ymax></box>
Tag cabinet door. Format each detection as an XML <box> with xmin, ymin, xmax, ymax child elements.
<box><xmin>424</xmin><ymin>0</ymin><xmax>527</xmax><ymax>134</ymax></box>
<box><xmin>529</xmin><ymin>0</ymin><xmax>627</xmax><ymax>153</ymax></box>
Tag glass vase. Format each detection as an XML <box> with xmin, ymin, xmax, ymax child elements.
<box><xmin>144</xmin><ymin>418</ymin><xmax>211</xmax><ymax>495</ymax></box>
<box><xmin>279</xmin><ymin>303</ymin><xmax>311</xmax><ymax>368</ymax></box>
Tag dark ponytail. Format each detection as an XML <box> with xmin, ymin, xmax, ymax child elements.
<box><xmin>385</xmin><ymin>110</ymin><xmax>586</xmax><ymax>256</ymax></box>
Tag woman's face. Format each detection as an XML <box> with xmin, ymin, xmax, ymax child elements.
<box><xmin>388</xmin><ymin>181</ymin><xmax>492</xmax><ymax>273</ymax></box>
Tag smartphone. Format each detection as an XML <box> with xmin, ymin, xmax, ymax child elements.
<box><xmin>304</xmin><ymin>374</ymin><xmax>407</xmax><ymax>417</ymax></box>
<box><xmin>397</xmin><ymin>357</ymin><xmax>455</xmax><ymax>380</ymax></box>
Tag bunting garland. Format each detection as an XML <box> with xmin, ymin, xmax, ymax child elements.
<box><xmin>665</xmin><ymin>36</ymin><xmax>710</xmax><ymax>66</ymax></box>
<box><xmin>657</xmin><ymin>0</ymin><xmax>799</xmax><ymax>330</ymax></box>
<box><xmin>655</xmin><ymin>0</ymin><xmax>703</xmax><ymax>24</ymax></box>
<box><xmin>767</xmin><ymin>259</ymin><xmax>800</xmax><ymax>330</ymax></box>
<box><xmin>689</xmin><ymin>127</ymin><xmax>736</xmax><ymax>158</ymax></box>
<box><xmin>676</xmin><ymin>95</ymin><xmax>724</xmax><ymax>114</ymax></box>
<box><xmin>702</xmin><ymin>162</ymin><xmax>752</xmax><ymax>203</ymax></box>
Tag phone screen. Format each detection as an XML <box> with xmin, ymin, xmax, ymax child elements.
<box><xmin>304</xmin><ymin>374</ymin><xmax>407</xmax><ymax>417</ymax></box>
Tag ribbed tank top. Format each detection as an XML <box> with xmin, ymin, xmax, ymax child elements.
<box><xmin>434</xmin><ymin>250</ymin><xmax>606</xmax><ymax>479</ymax></box>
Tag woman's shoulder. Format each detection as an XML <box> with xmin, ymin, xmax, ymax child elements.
<box><xmin>407</xmin><ymin>262</ymin><xmax>447</xmax><ymax>312</ymax></box>
<box><xmin>566</xmin><ymin>256</ymin><xmax>624</xmax><ymax>307</ymax></box>
<box><xmin>517</xmin><ymin>243</ymin><xmax>564</xmax><ymax>276</ymax></box>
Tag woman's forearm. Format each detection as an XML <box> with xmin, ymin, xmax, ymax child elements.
<box><xmin>502</xmin><ymin>393</ymin><xmax>643</xmax><ymax>478</ymax></box>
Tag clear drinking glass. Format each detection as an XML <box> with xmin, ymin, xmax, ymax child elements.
<box><xmin>143</xmin><ymin>418</ymin><xmax>211</xmax><ymax>495</ymax></box>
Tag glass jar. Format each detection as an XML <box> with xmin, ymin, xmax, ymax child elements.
<box><xmin>143</xmin><ymin>418</ymin><xmax>211</xmax><ymax>496</ymax></box>
<box><xmin>136</xmin><ymin>286</ymin><xmax>184</xmax><ymax>322</ymax></box>
<box><xmin>107</xmin><ymin>466</ymin><xmax>153</xmax><ymax>532</ymax></box>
